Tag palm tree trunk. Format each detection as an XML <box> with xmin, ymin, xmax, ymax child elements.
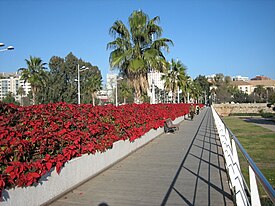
<box><xmin>32</xmin><ymin>86</ymin><xmax>36</xmax><ymax>105</ymax></box>
<box><xmin>133</xmin><ymin>79</ymin><xmax>142</xmax><ymax>103</ymax></box>
<box><xmin>173</xmin><ymin>92</ymin><xmax>177</xmax><ymax>103</ymax></box>
<box><xmin>92</xmin><ymin>92</ymin><xmax>96</xmax><ymax>106</ymax></box>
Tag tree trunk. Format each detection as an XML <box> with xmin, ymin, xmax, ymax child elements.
<box><xmin>133</xmin><ymin>79</ymin><xmax>142</xmax><ymax>103</ymax></box>
<box><xmin>32</xmin><ymin>86</ymin><xmax>36</xmax><ymax>105</ymax></box>
<box><xmin>92</xmin><ymin>92</ymin><xmax>96</xmax><ymax>106</ymax></box>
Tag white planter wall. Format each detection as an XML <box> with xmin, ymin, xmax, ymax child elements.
<box><xmin>2</xmin><ymin>116</ymin><xmax>184</xmax><ymax>206</ymax></box>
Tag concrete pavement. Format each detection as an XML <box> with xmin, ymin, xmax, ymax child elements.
<box><xmin>242</xmin><ymin>117</ymin><xmax>275</xmax><ymax>132</ymax></box>
<box><xmin>46</xmin><ymin>107</ymin><xmax>233</xmax><ymax>206</ymax></box>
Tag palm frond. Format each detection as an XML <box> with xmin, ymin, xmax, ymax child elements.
<box><xmin>109</xmin><ymin>20</ymin><xmax>130</xmax><ymax>40</ymax></box>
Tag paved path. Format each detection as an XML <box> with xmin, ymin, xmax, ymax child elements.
<box><xmin>47</xmin><ymin>108</ymin><xmax>233</xmax><ymax>206</ymax></box>
<box><xmin>242</xmin><ymin>117</ymin><xmax>275</xmax><ymax>132</ymax></box>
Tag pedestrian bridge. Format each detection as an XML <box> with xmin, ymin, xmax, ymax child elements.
<box><xmin>48</xmin><ymin>107</ymin><xmax>274</xmax><ymax>206</ymax></box>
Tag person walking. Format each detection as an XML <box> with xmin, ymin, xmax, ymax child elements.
<box><xmin>189</xmin><ymin>104</ymin><xmax>195</xmax><ymax>120</ymax></box>
<box><xmin>196</xmin><ymin>105</ymin><xmax>200</xmax><ymax>115</ymax></box>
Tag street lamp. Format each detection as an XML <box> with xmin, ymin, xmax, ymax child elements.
<box><xmin>77</xmin><ymin>64</ymin><xmax>90</xmax><ymax>104</ymax></box>
<box><xmin>202</xmin><ymin>91</ymin><xmax>207</xmax><ymax>105</ymax></box>
<box><xmin>177</xmin><ymin>86</ymin><xmax>180</xmax><ymax>103</ymax></box>
<box><xmin>115</xmin><ymin>76</ymin><xmax>123</xmax><ymax>106</ymax></box>
<box><xmin>0</xmin><ymin>43</ymin><xmax>14</xmax><ymax>52</ymax></box>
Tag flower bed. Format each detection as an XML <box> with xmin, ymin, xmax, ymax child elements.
<box><xmin>0</xmin><ymin>102</ymin><xmax>201</xmax><ymax>198</ymax></box>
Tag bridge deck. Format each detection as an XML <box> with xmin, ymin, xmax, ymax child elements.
<box><xmin>48</xmin><ymin>108</ymin><xmax>234</xmax><ymax>206</ymax></box>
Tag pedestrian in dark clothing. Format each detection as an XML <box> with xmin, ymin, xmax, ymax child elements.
<box><xmin>196</xmin><ymin>106</ymin><xmax>199</xmax><ymax>115</ymax></box>
<box><xmin>189</xmin><ymin>104</ymin><xmax>195</xmax><ymax>120</ymax></box>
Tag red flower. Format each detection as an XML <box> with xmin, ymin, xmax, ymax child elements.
<box><xmin>0</xmin><ymin>102</ymin><xmax>201</xmax><ymax>197</ymax></box>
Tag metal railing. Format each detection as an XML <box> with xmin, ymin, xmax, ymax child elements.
<box><xmin>211</xmin><ymin>106</ymin><xmax>275</xmax><ymax>206</ymax></box>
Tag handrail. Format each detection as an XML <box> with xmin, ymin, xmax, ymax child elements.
<box><xmin>217</xmin><ymin>110</ymin><xmax>275</xmax><ymax>204</ymax></box>
<box><xmin>226</xmin><ymin>124</ymin><xmax>275</xmax><ymax>204</ymax></box>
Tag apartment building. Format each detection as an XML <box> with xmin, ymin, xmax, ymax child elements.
<box><xmin>230</xmin><ymin>79</ymin><xmax>275</xmax><ymax>95</ymax></box>
<box><xmin>103</xmin><ymin>71</ymin><xmax>167</xmax><ymax>104</ymax></box>
<box><xmin>230</xmin><ymin>80</ymin><xmax>252</xmax><ymax>94</ymax></box>
<box><xmin>0</xmin><ymin>72</ymin><xmax>31</xmax><ymax>102</ymax></box>
<box><xmin>105</xmin><ymin>73</ymin><xmax>117</xmax><ymax>102</ymax></box>
<box><xmin>147</xmin><ymin>71</ymin><xmax>168</xmax><ymax>103</ymax></box>
<box><xmin>148</xmin><ymin>71</ymin><xmax>165</xmax><ymax>90</ymax></box>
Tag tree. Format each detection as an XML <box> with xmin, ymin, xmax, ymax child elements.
<box><xmin>213</xmin><ymin>73</ymin><xmax>224</xmax><ymax>87</ymax></box>
<box><xmin>194</xmin><ymin>75</ymin><xmax>210</xmax><ymax>93</ymax></box>
<box><xmin>269</xmin><ymin>93</ymin><xmax>275</xmax><ymax>104</ymax></box>
<box><xmin>107</xmin><ymin>10</ymin><xmax>173</xmax><ymax>103</ymax></box>
<box><xmin>18</xmin><ymin>56</ymin><xmax>47</xmax><ymax>105</ymax></box>
<box><xmin>161</xmin><ymin>59</ymin><xmax>187</xmax><ymax>103</ymax></box>
<box><xmin>42</xmin><ymin>53</ymin><xmax>102</xmax><ymax>104</ymax></box>
<box><xmin>267</xmin><ymin>87</ymin><xmax>274</xmax><ymax>103</ymax></box>
<box><xmin>118</xmin><ymin>79</ymin><xmax>134</xmax><ymax>104</ymax></box>
<box><xmin>194</xmin><ymin>75</ymin><xmax>210</xmax><ymax>104</ymax></box>
<box><xmin>232</xmin><ymin>90</ymin><xmax>249</xmax><ymax>103</ymax></box>
<box><xmin>181</xmin><ymin>76</ymin><xmax>193</xmax><ymax>103</ymax></box>
<box><xmin>189</xmin><ymin>80</ymin><xmax>202</xmax><ymax>103</ymax></box>
<box><xmin>224</xmin><ymin>76</ymin><xmax>232</xmax><ymax>85</ymax></box>
<box><xmin>16</xmin><ymin>86</ymin><xmax>25</xmax><ymax>106</ymax></box>
<box><xmin>254</xmin><ymin>85</ymin><xmax>266</xmax><ymax>102</ymax></box>
<box><xmin>2</xmin><ymin>92</ymin><xmax>20</xmax><ymax>105</ymax></box>
<box><xmin>215</xmin><ymin>84</ymin><xmax>232</xmax><ymax>103</ymax></box>
<box><xmin>84</xmin><ymin>73</ymin><xmax>102</xmax><ymax>106</ymax></box>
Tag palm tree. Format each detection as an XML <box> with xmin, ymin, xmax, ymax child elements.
<box><xmin>161</xmin><ymin>59</ymin><xmax>187</xmax><ymax>103</ymax></box>
<box><xmin>119</xmin><ymin>79</ymin><xmax>133</xmax><ymax>104</ymax></box>
<box><xmin>107</xmin><ymin>10</ymin><xmax>173</xmax><ymax>103</ymax></box>
<box><xmin>85</xmin><ymin>74</ymin><xmax>102</xmax><ymax>106</ymax></box>
<box><xmin>161</xmin><ymin>73</ymin><xmax>173</xmax><ymax>103</ymax></box>
<box><xmin>189</xmin><ymin>80</ymin><xmax>202</xmax><ymax>103</ymax></box>
<box><xmin>16</xmin><ymin>86</ymin><xmax>25</xmax><ymax>106</ymax></box>
<box><xmin>18</xmin><ymin>56</ymin><xmax>47</xmax><ymax>105</ymax></box>
<box><xmin>181</xmin><ymin>76</ymin><xmax>193</xmax><ymax>103</ymax></box>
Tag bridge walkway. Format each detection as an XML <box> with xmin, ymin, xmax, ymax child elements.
<box><xmin>48</xmin><ymin>107</ymin><xmax>233</xmax><ymax>206</ymax></box>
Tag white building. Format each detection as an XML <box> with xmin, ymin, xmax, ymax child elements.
<box><xmin>106</xmin><ymin>74</ymin><xmax>117</xmax><ymax>91</ymax></box>
<box><xmin>147</xmin><ymin>71</ymin><xmax>166</xmax><ymax>103</ymax></box>
<box><xmin>96</xmin><ymin>89</ymin><xmax>108</xmax><ymax>104</ymax></box>
<box><xmin>148</xmin><ymin>71</ymin><xmax>165</xmax><ymax>90</ymax></box>
<box><xmin>0</xmin><ymin>72</ymin><xmax>31</xmax><ymax>103</ymax></box>
<box><xmin>232</xmin><ymin>75</ymin><xmax>249</xmax><ymax>81</ymax></box>
<box><xmin>106</xmin><ymin>73</ymin><xmax>117</xmax><ymax>103</ymax></box>
<box><xmin>105</xmin><ymin>71</ymin><xmax>167</xmax><ymax>104</ymax></box>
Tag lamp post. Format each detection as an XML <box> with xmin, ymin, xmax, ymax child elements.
<box><xmin>202</xmin><ymin>91</ymin><xmax>207</xmax><ymax>105</ymax></box>
<box><xmin>77</xmin><ymin>64</ymin><xmax>90</xmax><ymax>104</ymax></box>
<box><xmin>177</xmin><ymin>86</ymin><xmax>180</xmax><ymax>103</ymax></box>
<box><xmin>115</xmin><ymin>76</ymin><xmax>123</xmax><ymax>106</ymax></box>
<box><xmin>0</xmin><ymin>43</ymin><xmax>14</xmax><ymax>52</ymax></box>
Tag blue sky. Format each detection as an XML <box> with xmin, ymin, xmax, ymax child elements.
<box><xmin>1</xmin><ymin>0</ymin><xmax>275</xmax><ymax>83</ymax></box>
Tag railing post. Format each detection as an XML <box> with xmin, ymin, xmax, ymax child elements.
<box><xmin>211</xmin><ymin>106</ymin><xmax>275</xmax><ymax>206</ymax></box>
<box><xmin>232</xmin><ymin>138</ymin><xmax>248</xmax><ymax>206</ymax></box>
<box><xmin>249</xmin><ymin>166</ymin><xmax>261</xmax><ymax>206</ymax></box>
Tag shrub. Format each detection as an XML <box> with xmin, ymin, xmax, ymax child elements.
<box><xmin>0</xmin><ymin>102</ymin><xmax>201</xmax><ymax>197</ymax></box>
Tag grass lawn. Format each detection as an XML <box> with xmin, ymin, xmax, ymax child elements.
<box><xmin>222</xmin><ymin>116</ymin><xmax>275</xmax><ymax>204</ymax></box>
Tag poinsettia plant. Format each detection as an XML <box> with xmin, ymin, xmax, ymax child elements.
<box><xmin>0</xmin><ymin>102</ymin><xmax>203</xmax><ymax>198</ymax></box>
